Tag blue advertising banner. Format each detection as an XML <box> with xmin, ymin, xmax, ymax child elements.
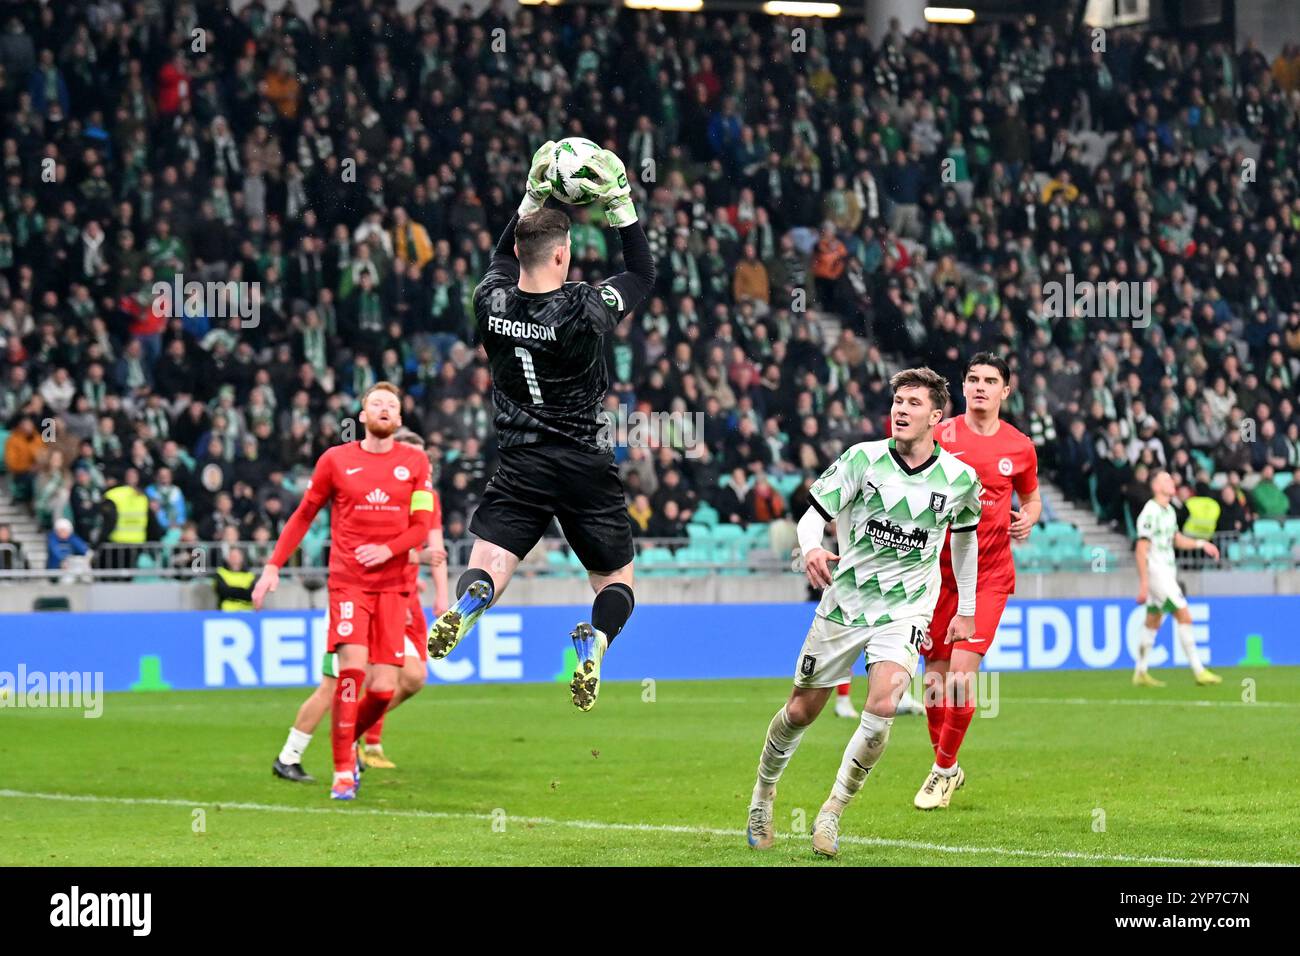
<box><xmin>0</xmin><ymin>597</ymin><xmax>1293</xmax><ymax>693</ymax></box>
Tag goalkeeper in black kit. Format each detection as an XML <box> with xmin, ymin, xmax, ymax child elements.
<box><xmin>426</xmin><ymin>143</ymin><xmax>655</xmax><ymax>712</ymax></box>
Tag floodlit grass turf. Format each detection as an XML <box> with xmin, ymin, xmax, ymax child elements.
<box><xmin>2</xmin><ymin>667</ymin><xmax>1297</xmax><ymax>866</ymax></box>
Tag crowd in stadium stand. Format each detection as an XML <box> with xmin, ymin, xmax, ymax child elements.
<box><xmin>2</xmin><ymin>0</ymin><xmax>1300</xmax><ymax>573</ymax></box>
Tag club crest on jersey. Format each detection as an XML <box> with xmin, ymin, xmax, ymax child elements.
<box><xmin>393</xmin><ymin>465</ymin><xmax>410</xmax><ymax>481</ymax></box>
<box><xmin>929</xmin><ymin>492</ymin><xmax>947</xmax><ymax>512</ymax></box>
<box><xmin>998</xmin><ymin>457</ymin><xmax>1014</xmax><ymax>476</ymax></box>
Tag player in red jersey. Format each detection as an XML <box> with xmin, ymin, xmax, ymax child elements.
<box><xmin>915</xmin><ymin>353</ymin><xmax>1040</xmax><ymax>809</ymax></box>
<box><xmin>253</xmin><ymin>383</ymin><xmax>434</xmax><ymax>800</ymax></box>
<box><xmin>270</xmin><ymin>428</ymin><xmax>449</xmax><ymax>782</ymax></box>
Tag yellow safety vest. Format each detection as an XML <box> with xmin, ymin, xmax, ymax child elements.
<box><xmin>105</xmin><ymin>485</ymin><xmax>149</xmax><ymax>543</ymax></box>
<box><xmin>1182</xmin><ymin>496</ymin><xmax>1221</xmax><ymax>539</ymax></box>
<box><xmin>216</xmin><ymin>566</ymin><xmax>256</xmax><ymax>611</ymax></box>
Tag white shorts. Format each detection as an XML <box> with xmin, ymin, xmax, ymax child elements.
<box><xmin>1146</xmin><ymin>564</ymin><xmax>1187</xmax><ymax>613</ymax></box>
<box><xmin>793</xmin><ymin>614</ymin><xmax>926</xmax><ymax>688</ymax></box>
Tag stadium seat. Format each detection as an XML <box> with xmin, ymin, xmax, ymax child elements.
<box><xmin>1274</xmin><ymin>472</ymin><xmax>1294</xmax><ymax>491</ymax></box>
<box><xmin>773</xmin><ymin>473</ymin><xmax>803</xmax><ymax>500</ymax></box>
<box><xmin>1253</xmin><ymin>519</ymin><xmax>1285</xmax><ymax>541</ymax></box>
<box><xmin>638</xmin><ymin>547</ymin><xmax>677</xmax><ymax>577</ymax></box>
<box><xmin>692</xmin><ymin>503</ymin><xmax>719</xmax><ymax>527</ymax></box>
<box><xmin>1283</xmin><ymin>519</ymin><xmax>1300</xmax><ymax>544</ymax></box>
<box><xmin>685</xmin><ymin>523</ymin><xmax>713</xmax><ymax>547</ymax></box>
<box><xmin>674</xmin><ymin>545</ymin><xmax>713</xmax><ymax>576</ymax></box>
<box><xmin>0</xmin><ymin>429</ymin><xmax>8</xmax><ymax>472</ymax></box>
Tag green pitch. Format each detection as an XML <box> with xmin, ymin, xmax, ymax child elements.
<box><xmin>2</xmin><ymin>667</ymin><xmax>1298</xmax><ymax>866</ymax></box>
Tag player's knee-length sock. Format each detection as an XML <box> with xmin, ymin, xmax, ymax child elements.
<box><xmin>332</xmin><ymin>668</ymin><xmax>365</xmax><ymax>777</ymax></box>
<box><xmin>353</xmin><ymin>688</ymin><xmax>395</xmax><ymax>742</ymax></box>
<box><xmin>836</xmin><ymin>682</ymin><xmax>851</xmax><ymax>698</ymax></box>
<box><xmin>279</xmin><ymin>727</ymin><xmax>312</xmax><ymax>765</ymax></box>
<box><xmin>936</xmin><ymin>702</ymin><xmax>975</xmax><ymax>770</ymax></box>
<box><xmin>924</xmin><ymin>698</ymin><xmax>946</xmax><ymax>754</ymax></box>
<box><xmin>1135</xmin><ymin>626</ymin><xmax>1158</xmax><ymax>674</ymax></box>
<box><xmin>754</xmin><ymin>705</ymin><xmax>807</xmax><ymax>800</ymax></box>
<box><xmin>591</xmin><ymin>582</ymin><xmax>634</xmax><ymax>647</ymax></box>
<box><xmin>364</xmin><ymin>713</ymin><xmax>385</xmax><ymax>747</ymax></box>
<box><xmin>826</xmin><ymin>711</ymin><xmax>893</xmax><ymax>813</ymax></box>
<box><xmin>1175</xmin><ymin>621</ymin><xmax>1205</xmax><ymax>675</ymax></box>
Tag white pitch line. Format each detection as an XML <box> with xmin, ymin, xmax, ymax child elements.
<box><xmin>0</xmin><ymin>789</ymin><xmax>1288</xmax><ymax>867</ymax></box>
<box><xmin>1004</xmin><ymin>697</ymin><xmax>1299</xmax><ymax>709</ymax></box>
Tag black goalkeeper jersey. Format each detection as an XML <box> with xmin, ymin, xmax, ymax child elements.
<box><xmin>472</xmin><ymin>214</ymin><xmax>655</xmax><ymax>453</ymax></box>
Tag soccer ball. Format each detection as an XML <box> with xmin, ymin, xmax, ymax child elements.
<box><xmin>548</xmin><ymin>137</ymin><xmax>604</xmax><ymax>205</ymax></box>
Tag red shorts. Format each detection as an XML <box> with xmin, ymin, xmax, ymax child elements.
<box><xmin>923</xmin><ymin>584</ymin><xmax>1010</xmax><ymax>662</ymax></box>
<box><xmin>327</xmin><ymin>587</ymin><xmax>410</xmax><ymax>667</ymax></box>
<box><xmin>405</xmin><ymin>592</ymin><xmax>427</xmax><ymax>664</ymax></box>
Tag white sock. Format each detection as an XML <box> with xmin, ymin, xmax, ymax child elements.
<box><xmin>1135</xmin><ymin>627</ymin><xmax>1158</xmax><ymax>674</ymax></box>
<box><xmin>827</xmin><ymin>711</ymin><xmax>894</xmax><ymax>811</ymax></box>
<box><xmin>1175</xmin><ymin>621</ymin><xmax>1205</xmax><ymax>675</ymax></box>
<box><xmin>279</xmin><ymin>727</ymin><xmax>312</xmax><ymax>765</ymax></box>
<box><xmin>754</xmin><ymin>705</ymin><xmax>807</xmax><ymax>801</ymax></box>
<box><xmin>931</xmin><ymin>761</ymin><xmax>959</xmax><ymax>777</ymax></box>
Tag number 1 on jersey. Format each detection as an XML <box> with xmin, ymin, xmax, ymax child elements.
<box><xmin>514</xmin><ymin>346</ymin><xmax>544</xmax><ymax>405</ymax></box>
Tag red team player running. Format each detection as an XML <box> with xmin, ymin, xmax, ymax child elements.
<box><xmin>253</xmin><ymin>382</ymin><xmax>435</xmax><ymax>800</ymax></box>
<box><xmin>916</xmin><ymin>353</ymin><xmax>1041</xmax><ymax>810</ymax></box>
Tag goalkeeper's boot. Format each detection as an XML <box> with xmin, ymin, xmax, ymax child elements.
<box><xmin>1132</xmin><ymin>670</ymin><xmax>1166</xmax><ymax>688</ymax></box>
<box><xmin>834</xmin><ymin>694</ymin><xmax>857</xmax><ymax>719</ymax></box>
<box><xmin>360</xmin><ymin>743</ymin><xmax>396</xmax><ymax>769</ymax></box>
<box><xmin>811</xmin><ymin>806</ymin><xmax>841</xmax><ymax>858</ymax></box>
<box><xmin>569</xmin><ymin>623</ymin><xmax>608</xmax><ymax>712</ymax></box>
<box><xmin>914</xmin><ymin>766</ymin><xmax>962</xmax><ymax>810</ymax></box>
<box><xmin>272</xmin><ymin>758</ymin><xmax>315</xmax><ymax>783</ymax></box>
<box><xmin>428</xmin><ymin>580</ymin><xmax>492</xmax><ymax>659</ymax></box>
<box><xmin>330</xmin><ymin>777</ymin><xmax>358</xmax><ymax>801</ymax></box>
<box><xmin>896</xmin><ymin>690</ymin><xmax>926</xmax><ymax>716</ymax></box>
<box><xmin>747</xmin><ymin>789</ymin><xmax>776</xmax><ymax>850</ymax></box>
<box><xmin>1195</xmin><ymin>669</ymin><xmax>1222</xmax><ymax>686</ymax></box>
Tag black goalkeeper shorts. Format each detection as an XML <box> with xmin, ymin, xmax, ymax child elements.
<box><xmin>469</xmin><ymin>443</ymin><xmax>635</xmax><ymax>573</ymax></box>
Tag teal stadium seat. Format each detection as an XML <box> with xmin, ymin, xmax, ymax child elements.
<box><xmin>692</xmin><ymin>502</ymin><xmax>719</xmax><ymax>527</ymax></box>
<box><xmin>638</xmin><ymin>547</ymin><xmax>676</xmax><ymax>577</ymax></box>
<box><xmin>686</xmin><ymin>524</ymin><xmax>713</xmax><ymax>546</ymax></box>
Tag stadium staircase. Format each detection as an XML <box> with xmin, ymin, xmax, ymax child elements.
<box><xmin>1034</xmin><ymin>481</ymin><xmax>1132</xmax><ymax>565</ymax></box>
<box><xmin>0</xmin><ymin>490</ymin><xmax>48</xmax><ymax>570</ymax></box>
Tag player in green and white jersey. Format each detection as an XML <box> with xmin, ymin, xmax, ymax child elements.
<box><xmin>745</xmin><ymin>368</ymin><xmax>984</xmax><ymax>859</ymax></box>
<box><xmin>1132</xmin><ymin>470</ymin><xmax>1222</xmax><ymax>687</ymax></box>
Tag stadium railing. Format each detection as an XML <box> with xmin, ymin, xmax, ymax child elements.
<box><xmin>0</xmin><ymin>528</ymin><xmax>1296</xmax><ymax>582</ymax></box>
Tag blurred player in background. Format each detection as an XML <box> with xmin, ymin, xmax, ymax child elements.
<box><xmin>916</xmin><ymin>353</ymin><xmax>1039</xmax><ymax>810</ymax></box>
<box><xmin>271</xmin><ymin>428</ymin><xmax>448</xmax><ymax>781</ymax></box>
<box><xmin>254</xmin><ymin>384</ymin><xmax>434</xmax><ymax>800</ymax></box>
<box><xmin>426</xmin><ymin>144</ymin><xmax>654</xmax><ymax>712</ymax></box>
<box><xmin>1132</xmin><ymin>470</ymin><xmax>1221</xmax><ymax>687</ymax></box>
<box><xmin>747</xmin><ymin>368</ymin><xmax>982</xmax><ymax>858</ymax></box>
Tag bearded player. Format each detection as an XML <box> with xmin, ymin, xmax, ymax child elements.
<box><xmin>254</xmin><ymin>383</ymin><xmax>433</xmax><ymax>800</ymax></box>
<box><xmin>426</xmin><ymin>142</ymin><xmax>654</xmax><ymax>712</ymax></box>
<box><xmin>271</xmin><ymin>428</ymin><xmax>449</xmax><ymax>782</ymax></box>
<box><xmin>915</xmin><ymin>353</ymin><xmax>1040</xmax><ymax>810</ymax></box>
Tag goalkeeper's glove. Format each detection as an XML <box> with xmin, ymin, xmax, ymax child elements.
<box><xmin>588</xmin><ymin>149</ymin><xmax>638</xmax><ymax>228</ymax></box>
<box><xmin>518</xmin><ymin>140</ymin><xmax>556</xmax><ymax>217</ymax></box>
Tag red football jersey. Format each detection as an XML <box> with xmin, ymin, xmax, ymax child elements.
<box><xmin>276</xmin><ymin>441</ymin><xmax>434</xmax><ymax>592</ymax></box>
<box><xmin>936</xmin><ymin>416</ymin><xmax>1038</xmax><ymax>594</ymax></box>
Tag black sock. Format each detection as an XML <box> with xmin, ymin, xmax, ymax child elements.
<box><xmin>456</xmin><ymin>567</ymin><xmax>495</xmax><ymax>601</ymax></box>
<box><xmin>591</xmin><ymin>582</ymin><xmax>635</xmax><ymax>647</ymax></box>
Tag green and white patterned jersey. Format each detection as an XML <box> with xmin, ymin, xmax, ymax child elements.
<box><xmin>808</xmin><ymin>438</ymin><xmax>983</xmax><ymax>627</ymax></box>
<box><xmin>1135</xmin><ymin>498</ymin><xmax>1179</xmax><ymax>573</ymax></box>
